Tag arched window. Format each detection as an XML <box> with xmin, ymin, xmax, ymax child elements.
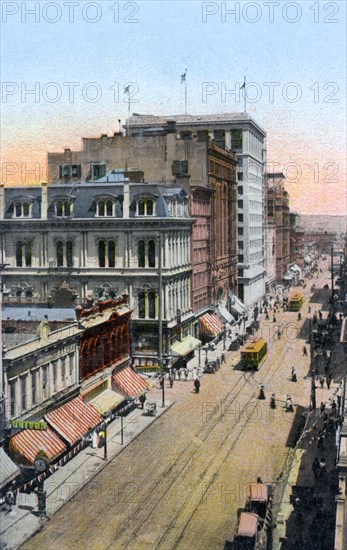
<box><xmin>147</xmin><ymin>199</ymin><xmax>154</xmax><ymax>216</ymax></box>
<box><xmin>138</xmin><ymin>200</ymin><xmax>145</xmax><ymax>216</ymax></box>
<box><xmin>138</xmin><ymin>240</ymin><xmax>146</xmax><ymax>267</ymax></box>
<box><xmin>138</xmin><ymin>291</ymin><xmax>146</xmax><ymax>318</ymax></box>
<box><xmin>15</xmin><ymin>203</ymin><xmax>21</xmax><ymax>217</ymax></box>
<box><xmin>66</xmin><ymin>240</ymin><xmax>73</xmax><ymax>267</ymax></box>
<box><xmin>56</xmin><ymin>201</ymin><xmax>63</xmax><ymax>217</ymax></box>
<box><xmin>148</xmin><ymin>291</ymin><xmax>156</xmax><ymax>319</ymax></box>
<box><xmin>25</xmin><ymin>242</ymin><xmax>32</xmax><ymax>267</ymax></box>
<box><xmin>98</xmin><ymin>240</ymin><xmax>106</xmax><ymax>268</ymax></box>
<box><xmin>56</xmin><ymin>241</ymin><xmax>64</xmax><ymax>266</ymax></box>
<box><xmin>148</xmin><ymin>240</ymin><xmax>156</xmax><ymax>268</ymax></box>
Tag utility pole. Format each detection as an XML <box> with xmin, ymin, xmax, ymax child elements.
<box><xmin>309</xmin><ymin>318</ymin><xmax>317</xmax><ymax>409</ymax></box>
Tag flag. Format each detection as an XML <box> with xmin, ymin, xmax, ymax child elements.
<box><xmin>240</xmin><ymin>77</ymin><xmax>246</xmax><ymax>93</ymax></box>
<box><xmin>181</xmin><ymin>71</ymin><xmax>186</xmax><ymax>83</ymax></box>
<box><xmin>124</xmin><ymin>85</ymin><xmax>130</xmax><ymax>94</ymax></box>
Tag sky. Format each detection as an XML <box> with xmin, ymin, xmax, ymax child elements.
<box><xmin>1</xmin><ymin>0</ymin><xmax>346</xmax><ymax>215</ymax></box>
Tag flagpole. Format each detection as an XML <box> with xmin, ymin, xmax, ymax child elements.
<box><xmin>127</xmin><ymin>92</ymin><xmax>130</xmax><ymax>134</ymax></box>
<box><xmin>243</xmin><ymin>75</ymin><xmax>247</xmax><ymax>113</ymax></box>
<box><xmin>184</xmin><ymin>68</ymin><xmax>187</xmax><ymax>114</ymax></box>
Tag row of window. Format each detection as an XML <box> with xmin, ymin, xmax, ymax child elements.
<box><xmin>8</xmin><ymin>354</ymin><xmax>75</xmax><ymax>417</ymax></box>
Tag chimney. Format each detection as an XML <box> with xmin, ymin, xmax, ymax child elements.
<box><xmin>41</xmin><ymin>183</ymin><xmax>48</xmax><ymax>219</ymax></box>
<box><xmin>166</xmin><ymin>120</ymin><xmax>176</xmax><ymax>134</ymax></box>
<box><xmin>123</xmin><ymin>181</ymin><xmax>130</xmax><ymax>219</ymax></box>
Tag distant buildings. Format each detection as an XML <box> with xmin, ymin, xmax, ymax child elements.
<box><xmin>267</xmin><ymin>173</ymin><xmax>290</xmax><ymax>283</ymax></box>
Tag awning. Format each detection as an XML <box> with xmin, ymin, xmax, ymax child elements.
<box><xmin>217</xmin><ymin>305</ymin><xmax>235</xmax><ymax>325</ymax></box>
<box><xmin>0</xmin><ymin>448</ymin><xmax>20</xmax><ymax>488</ymax></box>
<box><xmin>290</xmin><ymin>264</ymin><xmax>301</xmax><ymax>273</ymax></box>
<box><xmin>170</xmin><ymin>335</ymin><xmax>201</xmax><ymax>357</ymax></box>
<box><xmin>112</xmin><ymin>366</ymin><xmax>150</xmax><ymax>398</ymax></box>
<box><xmin>199</xmin><ymin>313</ymin><xmax>224</xmax><ymax>336</ymax></box>
<box><xmin>229</xmin><ymin>294</ymin><xmax>247</xmax><ymax>317</ymax></box>
<box><xmin>45</xmin><ymin>396</ymin><xmax>102</xmax><ymax>446</ymax></box>
<box><xmin>88</xmin><ymin>389</ymin><xmax>125</xmax><ymax>415</ymax></box>
<box><xmin>9</xmin><ymin>426</ymin><xmax>67</xmax><ymax>467</ymax></box>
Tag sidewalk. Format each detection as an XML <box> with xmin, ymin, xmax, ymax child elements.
<box><xmin>0</xmin><ymin>394</ymin><xmax>175</xmax><ymax>550</ymax></box>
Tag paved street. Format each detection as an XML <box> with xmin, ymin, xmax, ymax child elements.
<box><xmin>22</xmin><ymin>263</ymin><xmax>336</xmax><ymax>550</ymax></box>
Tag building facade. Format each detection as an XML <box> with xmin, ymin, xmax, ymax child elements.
<box><xmin>47</xmin><ymin>128</ymin><xmax>238</xmax><ymax>312</ymax></box>
<box><xmin>123</xmin><ymin>113</ymin><xmax>266</xmax><ymax>307</ymax></box>
<box><xmin>0</xmin><ymin>180</ymin><xmax>195</xmax><ymax>364</ymax></box>
<box><xmin>267</xmin><ymin>173</ymin><xmax>290</xmax><ymax>283</ymax></box>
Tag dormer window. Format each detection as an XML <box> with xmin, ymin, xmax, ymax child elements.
<box><xmin>96</xmin><ymin>198</ymin><xmax>115</xmax><ymax>217</ymax></box>
<box><xmin>91</xmin><ymin>164</ymin><xmax>106</xmax><ymax>181</ymax></box>
<box><xmin>136</xmin><ymin>198</ymin><xmax>155</xmax><ymax>216</ymax></box>
<box><xmin>54</xmin><ymin>199</ymin><xmax>73</xmax><ymax>217</ymax></box>
<box><xmin>59</xmin><ymin>164</ymin><xmax>81</xmax><ymax>179</ymax></box>
<box><xmin>13</xmin><ymin>200</ymin><xmax>33</xmax><ymax>218</ymax></box>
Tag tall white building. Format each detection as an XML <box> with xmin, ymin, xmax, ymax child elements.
<box><xmin>126</xmin><ymin>113</ymin><xmax>267</xmax><ymax>307</ymax></box>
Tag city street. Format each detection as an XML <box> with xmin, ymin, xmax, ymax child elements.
<box><xmin>22</xmin><ymin>263</ymin><xmax>335</xmax><ymax>550</ymax></box>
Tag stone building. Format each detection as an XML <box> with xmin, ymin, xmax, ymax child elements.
<box><xmin>47</xmin><ymin>128</ymin><xmax>238</xmax><ymax>312</ymax></box>
<box><xmin>123</xmin><ymin>112</ymin><xmax>266</xmax><ymax>307</ymax></box>
<box><xmin>0</xmin><ymin>178</ymin><xmax>196</xmax><ymax>365</ymax></box>
<box><xmin>267</xmin><ymin>173</ymin><xmax>290</xmax><ymax>283</ymax></box>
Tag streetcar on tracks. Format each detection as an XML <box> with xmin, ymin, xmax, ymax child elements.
<box><xmin>240</xmin><ymin>339</ymin><xmax>267</xmax><ymax>371</ymax></box>
<box><xmin>288</xmin><ymin>291</ymin><xmax>304</xmax><ymax>311</ymax></box>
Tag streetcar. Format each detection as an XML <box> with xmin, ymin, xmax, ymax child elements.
<box><xmin>240</xmin><ymin>339</ymin><xmax>267</xmax><ymax>370</ymax></box>
<box><xmin>288</xmin><ymin>291</ymin><xmax>304</xmax><ymax>311</ymax></box>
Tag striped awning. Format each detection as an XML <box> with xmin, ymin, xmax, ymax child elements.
<box><xmin>199</xmin><ymin>313</ymin><xmax>224</xmax><ymax>336</ymax></box>
<box><xmin>9</xmin><ymin>426</ymin><xmax>67</xmax><ymax>467</ymax></box>
<box><xmin>112</xmin><ymin>366</ymin><xmax>149</xmax><ymax>398</ymax></box>
<box><xmin>45</xmin><ymin>396</ymin><xmax>102</xmax><ymax>446</ymax></box>
<box><xmin>0</xmin><ymin>447</ymin><xmax>20</xmax><ymax>488</ymax></box>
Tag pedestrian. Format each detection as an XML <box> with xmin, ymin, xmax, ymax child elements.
<box><xmin>308</xmin><ymin>306</ymin><xmax>311</xmax><ymax>313</ymax></box>
<box><xmin>312</xmin><ymin>457</ymin><xmax>320</xmax><ymax>481</ymax></box>
<box><xmin>177</xmin><ymin>368</ymin><xmax>181</xmax><ymax>381</ymax></box>
<box><xmin>139</xmin><ymin>393</ymin><xmax>146</xmax><ymax>410</ymax></box>
<box><xmin>216</xmin><ymin>357</ymin><xmax>220</xmax><ymax>370</ymax></box>
<box><xmin>331</xmin><ymin>400</ymin><xmax>337</xmax><ymax>416</ymax></box>
<box><xmin>277</xmin><ymin>330</ymin><xmax>281</xmax><ymax>340</ymax></box>
<box><xmin>270</xmin><ymin>393</ymin><xmax>276</xmax><ymax>409</ymax></box>
<box><xmin>298</xmin><ymin>312</ymin><xmax>302</xmax><ymax>321</ymax></box>
<box><xmin>326</xmin><ymin>376</ymin><xmax>331</xmax><ymax>390</ymax></box>
<box><xmin>291</xmin><ymin>368</ymin><xmax>297</xmax><ymax>382</ymax></box>
<box><xmin>184</xmin><ymin>368</ymin><xmax>189</xmax><ymax>381</ymax></box>
<box><xmin>169</xmin><ymin>373</ymin><xmax>174</xmax><ymax>388</ymax></box>
<box><xmin>258</xmin><ymin>384</ymin><xmax>265</xmax><ymax>400</ymax></box>
<box><xmin>303</xmin><ymin>345</ymin><xmax>307</xmax><ymax>356</ymax></box>
<box><xmin>221</xmin><ymin>352</ymin><xmax>226</xmax><ymax>364</ymax></box>
<box><xmin>273</xmin><ymin>315</ymin><xmax>276</xmax><ymax>323</ymax></box>
<box><xmin>265</xmin><ymin>312</ymin><xmax>269</xmax><ymax>320</ymax></box>
<box><xmin>319</xmin><ymin>311</ymin><xmax>323</xmax><ymax>320</ymax></box>
<box><xmin>317</xmin><ymin>434</ymin><xmax>325</xmax><ymax>451</ymax></box>
<box><xmin>320</xmin><ymin>377</ymin><xmax>324</xmax><ymax>389</ymax></box>
<box><xmin>194</xmin><ymin>378</ymin><xmax>201</xmax><ymax>394</ymax></box>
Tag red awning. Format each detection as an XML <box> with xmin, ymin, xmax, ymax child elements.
<box><xmin>9</xmin><ymin>426</ymin><xmax>67</xmax><ymax>467</ymax></box>
<box><xmin>45</xmin><ymin>396</ymin><xmax>102</xmax><ymax>446</ymax></box>
<box><xmin>112</xmin><ymin>367</ymin><xmax>149</xmax><ymax>398</ymax></box>
<box><xmin>199</xmin><ymin>313</ymin><xmax>224</xmax><ymax>336</ymax></box>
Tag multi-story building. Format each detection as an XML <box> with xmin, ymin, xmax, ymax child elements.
<box><xmin>122</xmin><ymin>113</ymin><xmax>266</xmax><ymax>307</ymax></box>
<box><xmin>267</xmin><ymin>173</ymin><xmax>290</xmax><ymax>283</ymax></box>
<box><xmin>0</xmin><ymin>179</ymin><xmax>196</xmax><ymax>366</ymax></box>
<box><xmin>289</xmin><ymin>212</ymin><xmax>305</xmax><ymax>267</ymax></box>
<box><xmin>47</xmin><ymin>128</ymin><xmax>238</xmax><ymax>312</ymax></box>
<box><xmin>265</xmin><ymin>220</ymin><xmax>277</xmax><ymax>293</ymax></box>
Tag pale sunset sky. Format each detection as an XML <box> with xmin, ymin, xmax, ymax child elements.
<box><xmin>1</xmin><ymin>0</ymin><xmax>346</xmax><ymax>215</ymax></box>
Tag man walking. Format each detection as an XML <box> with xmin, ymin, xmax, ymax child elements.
<box><xmin>194</xmin><ymin>378</ymin><xmax>201</xmax><ymax>394</ymax></box>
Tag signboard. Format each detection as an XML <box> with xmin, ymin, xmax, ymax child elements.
<box><xmin>10</xmin><ymin>419</ymin><xmax>48</xmax><ymax>430</ymax></box>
